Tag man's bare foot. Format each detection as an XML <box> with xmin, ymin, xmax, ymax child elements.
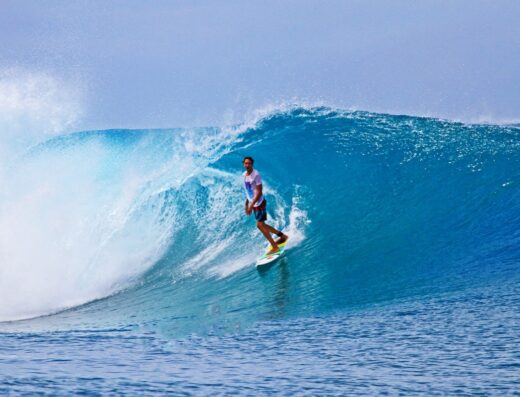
<box><xmin>274</xmin><ymin>234</ymin><xmax>288</xmax><ymax>245</ymax></box>
<box><xmin>267</xmin><ymin>246</ymin><xmax>281</xmax><ymax>255</ymax></box>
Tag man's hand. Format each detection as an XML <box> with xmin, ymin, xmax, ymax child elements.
<box><xmin>246</xmin><ymin>205</ymin><xmax>253</xmax><ymax>215</ymax></box>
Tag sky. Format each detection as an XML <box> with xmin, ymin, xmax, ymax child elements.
<box><xmin>1</xmin><ymin>0</ymin><xmax>520</xmax><ymax>130</ymax></box>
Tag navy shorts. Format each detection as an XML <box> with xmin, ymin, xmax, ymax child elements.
<box><xmin>253</xmin><ymin>200</ymin><xmax>267</xmax><ymax>222</ymax></box>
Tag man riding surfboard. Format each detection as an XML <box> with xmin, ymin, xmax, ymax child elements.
<box><xmin>242</xmin><ymin>156</ymin><xmax>288</xmax><ymax>255</ymax></box>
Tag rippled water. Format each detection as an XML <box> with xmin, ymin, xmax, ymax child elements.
<box><xmin>1</xmin><ymin>281</ymin><xmax>518</xmax><ymax>395</ymax></box>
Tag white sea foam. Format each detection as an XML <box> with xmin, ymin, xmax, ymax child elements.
<box><xmin>0</xmin><ymin>69</ymin><xmax>84</xmax><ymax>164</ymax></box>
<box><xmin>0</xmin><ymin>72</ymin><xmax>247</xmax><ymax>322</ymax></box>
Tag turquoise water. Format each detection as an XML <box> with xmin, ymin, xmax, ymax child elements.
<box><xmin>1</xmin><ymin>108</ymin><xmax>519</xmax><ymax>394</ymax></box>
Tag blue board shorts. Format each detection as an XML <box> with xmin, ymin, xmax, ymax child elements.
<box><xmin>253</xmin><ymin>200</ymin><xmax>267</xmax><ymax>222</ymax></box>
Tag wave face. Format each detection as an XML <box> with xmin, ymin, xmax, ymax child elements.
<box><xmin>0</xmin><ymin>107</ymin><xmax>519</xmax><ymax>333</ymax></box>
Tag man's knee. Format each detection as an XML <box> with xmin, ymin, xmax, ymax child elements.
<box><xmin>256</xmin><ymin>221</ymin><xmax>264</xmax><ymax>229</ymax></box>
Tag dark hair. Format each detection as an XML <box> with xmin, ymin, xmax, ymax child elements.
<box><xmin>243</xmin><ymin>156</ymin><xmax>254</xmax><ymax>164</ymax></box>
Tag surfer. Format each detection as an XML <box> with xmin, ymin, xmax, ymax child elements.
<box><xmin>243</xmin><ymin>156</ymin><xmax>288</xmax><ymax>255</ymax></box>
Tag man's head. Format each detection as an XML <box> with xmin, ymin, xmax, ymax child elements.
<box><xmin>243</xmin><ymin>156</ymin><xmax>254</xmax><ymax>172</ymax></box>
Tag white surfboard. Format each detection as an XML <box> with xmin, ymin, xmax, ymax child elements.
<box><xmin>255</xmin><ymin>239</ymin><xmax>288</xmax><ymax>267</ymax></box>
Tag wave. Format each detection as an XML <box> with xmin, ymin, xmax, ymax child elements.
<box><xmin>0</xmin><ymin>107</ymin><xmax>519</xmax><ymax>334</ymax></box>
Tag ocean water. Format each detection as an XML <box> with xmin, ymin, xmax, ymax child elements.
<box><xmin>0</xmin><ymin>107</ymin><xmax>519</xmax><ymax>395</ymax></box>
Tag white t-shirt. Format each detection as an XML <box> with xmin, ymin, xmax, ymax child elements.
<box><xmin>243</xmin><ymin>169</ymin><xmax>265</xmax><ymax>207</ymax></box>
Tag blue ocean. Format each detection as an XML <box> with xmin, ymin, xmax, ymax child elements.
<box><xmin>0</xmin><ymin>107</ymin><xmax>519</xmax><ymax>395</ymax></box>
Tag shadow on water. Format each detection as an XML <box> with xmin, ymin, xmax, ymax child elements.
<box><xmin>257</xmin><ymin>257</ymin><xmax>291</xmax><ymax>319</ymax></box>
